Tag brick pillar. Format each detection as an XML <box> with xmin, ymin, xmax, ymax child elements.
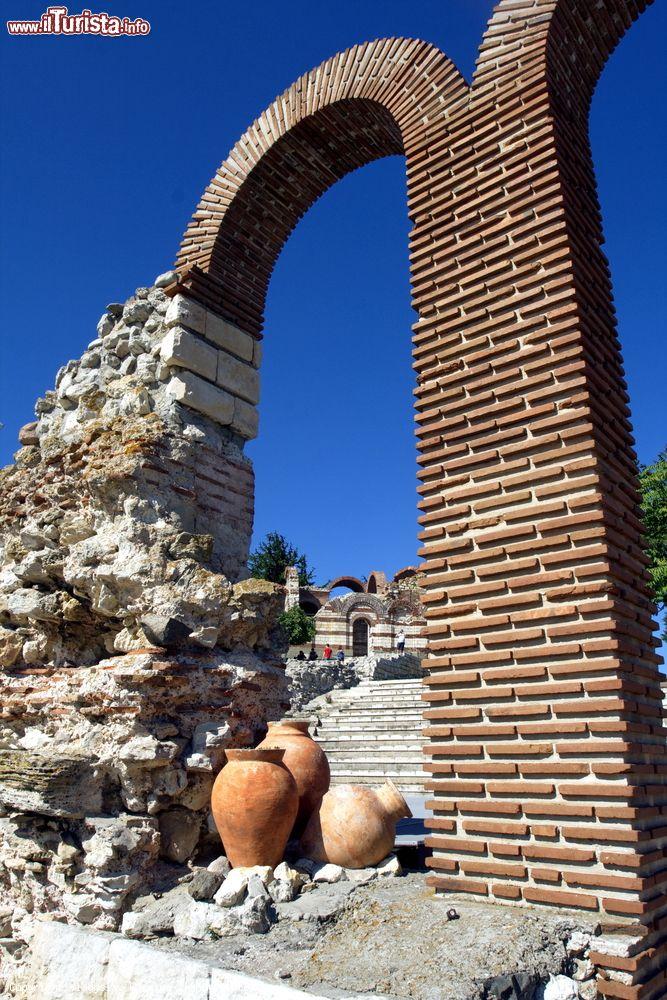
<box><xmin>415</xmin><ymin>2</ymin><xmax>666</xmax><ymax>995</ymax></box>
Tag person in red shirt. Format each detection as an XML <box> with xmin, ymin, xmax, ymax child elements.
<box><xmin>323</xmin><ymin>643</ymin><xmax>333</xmax><ymax>660</ymax></box>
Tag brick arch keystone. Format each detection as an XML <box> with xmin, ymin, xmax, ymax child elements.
<box><xmin>168</xmin><ymin>5</ymin><xmax>665</xmax><ymax>990</ymax></box>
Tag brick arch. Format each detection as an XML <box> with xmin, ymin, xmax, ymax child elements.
<box><xmin>175</xmin><ymin>38</ymin><xmax>467</xmax><ymax>336</ymax></box>
<box><xmin>165</xmin><ymin>6</ymin><xmax>665</xmax><ymax>981</ymax></box>
<box><xmin>327</xmin><ymin>575</ymin><xmax>366</xmax><ymax>594</ymax></box>
<box><xmin>475</xmin><ymin>0</ymin><xmax>653</xmax><ymax>105</ymax></box>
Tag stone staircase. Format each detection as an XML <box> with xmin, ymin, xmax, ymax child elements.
<box><xmin>308</xmin><ymin>678</ymin><xmax>425</xmax><ymax>792</ymax></box>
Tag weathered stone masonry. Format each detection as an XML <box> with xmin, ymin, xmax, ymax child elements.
<box><xmin>168</xmin><ymin>3</ymin><xmax>665</xmax><ymax>995</ymax></box>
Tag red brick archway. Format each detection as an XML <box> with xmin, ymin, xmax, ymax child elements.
<box><xmin>170</xmin><ymin>3</ymin><xmax>665</xmax><ymax>994</ymax></box>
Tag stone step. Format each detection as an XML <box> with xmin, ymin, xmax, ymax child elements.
<box><xmin>319</xmin><ymin>705</ymin><xmax>423</xmax><ymax>714</ymax></box>
<box><xmin>326</xmin><ymin>756</ymin><xmax>424</xmax><ymax>768</ymax></box>
<box><xmin>318</xmin><ymin>744</ymin><xmax>423</xmax><ymax>753</ymax></box>
<box><xmin>314</xmin><ymin>732</ymin><xmax>425</xmax><ymax>750</ymax></box>
<box><xmin>332</xmin><ymin>767</ymin><xmax>427</xmax><ymax>788</ymax></box>
<box><xmin>325</xmin><ymin>690</ymin><xmax>422</xmax><ymax>699</ymax></box>
<box><xmin>315</xmin><ymin>717</ymin><xmax>424</xmax><ymax>727</ymax></box>
<box><xmin>313</xmin><ymin>726</ymin><xmax>423</xmax><ymax>743</ymax></box>
<box><xmin>335</xmin><ymin>679</ymin><xmax>423</xmax><ymax>687</ymax></box>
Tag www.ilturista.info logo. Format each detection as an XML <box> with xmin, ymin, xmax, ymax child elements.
<box><xmin>7</xmin><ymin>6</ymin><xmax>150</xmax><ymax>35</ymax></box>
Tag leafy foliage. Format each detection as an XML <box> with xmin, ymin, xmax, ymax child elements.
<box><xmin>278</xmin><ymin>605</ymin><xmax>316</xmax><ymax>645</ymax></box>
<box><xmin>638</xmin><ymin>448</ymin><xmax>667</xmax><ymax>637</ymax></box>
<box><xmin>248</xmin><ymin>531</ymin><xmax>315</xmax><ymax>586</ymax></box>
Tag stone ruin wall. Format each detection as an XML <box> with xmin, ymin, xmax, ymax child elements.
<box><xmin>0</xmin><ymin>279</ymin><xmax>291</xmax><ymax>943</ymax></box>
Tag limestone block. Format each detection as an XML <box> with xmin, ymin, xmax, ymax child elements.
<box><xmin>231</xmin><ymin>398</ymin><xmax>259</xmax><ymax>441</ymax></box>
<box><xmin>216</xmin><ymin>350</ymin><xmax>260</xmax><ymax>405</ymax></box>
<box><xmin>206</xmin><ymin>311</ymin><xmax>254</xmax><ymax>363</ymax></box>
<box><xmin>209</xmin><ymin>968</ymin><xmax>320</xmax><ymax>999</ymax></box>
<box><xmin>165</xmin><ymin>293</ymin><xmax>206</xmax><ymax>336</ymax></box>
<box><xmin>160</xmin><ymin>327</ymin><xmax>217</xmax><ymax>381</ymax></box>
<box><xmin>252</xmin><ymin>340</ymin><xmax>263</xmax><ymax>369</ymax></box>
<box><xmin>107</xmin><ymin>938</ymin><xmax>211</xmax><ymax>1000</ymax></box>
<box><xmin>166</xmin><ymin>372</ymin><xmax>234</xmax><ymax>426</ymax></box>
<box><xmin>27</xmin><ymin>922</ymin><xmax>111</xmax><ymax>1000</ymax></box>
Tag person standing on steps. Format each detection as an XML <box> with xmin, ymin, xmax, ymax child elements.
<box><xmin>308</xmin><ymin>645</ymin><xmax>318</xmax><ymax>661</ymax></box>
<box><xmin>396</xmin><ymin>629</ymin><xmax>406</xmax><ymax>653</ymax></box>
<box><xmin>335</xmin><ymin>646</ymin><xmax>345</xmax><ymax>666</ymax></box>
<box><xmin>323</xmin><ymin>642</ymin><xmax>333</xmax><ymax>660</ymax></box>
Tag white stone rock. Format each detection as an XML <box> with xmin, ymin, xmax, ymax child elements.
<box><xmin>592</xmin><ymin>932</ymin><xmax>645</xmax><ymax>958</ymax></box>
<box><xmin>345</xmin><ymin>867</ymin><xmax>378</xmax><ymax>885</ymax></box>
<box><xmin>537</xmin><ymin>975</ymin><xmax>579</xmax><ymax>1000</ymax></box>
<box><xmin>205</xmin><ymin>312</ymin><xmax>254</xmax><ymax>363</ymax></box>
<box><xmin>160</xmin><ymin>326</ymin><xmax>218</xmax><ymax>381</ymax></box>
<box><xmin>154</xmin><ymin>270</ymin><xmax>179</xmax><ymax>288</ymax></box>
<box><xmin>107</xmin><ymin>937</ymin><xmax>210</xmax><ymax>1000</ymax></box>
<box><xmin>165</xmin><ymin>294</ymin><xmax>206</xmax><ymax>335</ymax></box>
<box><xmin>213</xmin><ymin>865</ymin><xmax>273</xmax><ymax>907</ymax></box>
<box><xmin>208</xmin><ymin>892</ymin><xmax>270</xmax><ymax>936</ymax></box>
<box><xmin>231</xmin><ymin>397</ymin><xmax>259</xmax><ymax>440</ymax></box>
<box><xmin>375</xmin><ymin>853</ymin><xmax>402</xmax><ymax>877</ymax></box>
<box><xmin>216</xmin><ymin>350</ymin><xmax>260</xmax><ymax>405</ymax></box>
<box><xmin>572</xmin><ymin>956</ymin><xmax>594</xmax><ymax>981</ymax></box>
<box><xmin>209</xmin><ymin>967</ymin><xmax>320</xmax><ymax>998</ymax></box>
<box><xmin>207</xmin><ymin>855</ymin><xmax>231</xmax><ymax>877</ymax></box>
<box><xmin>273</xmin><ymin>861</ymin><xmax>307</xmax><ymax>889</ymax></box>
<box><xmin>25</xmin><ymin>921</ymin><xmax>111</xmax><ymax>1000</ymax></box>
<box><xmin>167</xmin><ymin>372</ymin><xmax>234</xmax><ymax>425</ymax></box>
<box><xmin>172</xmin><ymin>899</ymin><xmax>214</xmax><ymax>940</ymax></box>
<box><xmin>312</xmin><ymin>863</ymin><xmax>345</xmax><ymax>884</ymax></box>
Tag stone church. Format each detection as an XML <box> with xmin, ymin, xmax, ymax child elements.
<box><xmin>285</xmin><ymin>567</ymin><xmax>426</xmax><ymax>656</ymax></box>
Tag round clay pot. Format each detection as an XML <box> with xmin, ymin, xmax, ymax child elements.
<box><xmin>210</xmin><ymin>749</ymin><xmax>298</xmax><ymax>869</ymax></box>
<box><xmin>257</xmin><ymin>720</ymin><xmax>331</xmax><ymax>835</ymax></box>
<box><xmin>300</xmin><ymin>779</ymin><xmax>412</xmax><ymax>868</ymax></box>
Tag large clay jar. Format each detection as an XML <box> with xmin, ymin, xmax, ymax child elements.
<box><xmin>257</xmin><ymin>720</ymin><xmax>330</xmax><ymax>835</ymax></box>
<box><xmin>300</xmin><ymin>779</ymin><xmax>411</xmax><ymax>868</ymax></box>
<box><xmin>210</xmin><ymin>749</ymin><xmax>298</xmax><ymax>868</ymax></box>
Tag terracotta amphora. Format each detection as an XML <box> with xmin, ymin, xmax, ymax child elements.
<box><xmin>257</xmin><ymin>720</ymin><xmax>330</xmax><ymax>835</ymax></box>
<box><xmin>300</xmin><ymin>779</ymin><xmax>412</xmax><ymax>868</ymax></box>
<box><xmin>210</xmin><ymin>748</ymin><xmax>298</xmax><ymax>869</ymax></box>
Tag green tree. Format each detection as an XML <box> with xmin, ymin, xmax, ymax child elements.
<box><xmin>638</xmin><ymin>448</ymin><xmax>667</xmax><ymax>637</ymax></box>
<box><xmin>278</xmin><ymin>605</ymin><xmax>316</xmax><ymax>645</ymax></box>
<box><xmin>248</xmin><ymin>531</ymin><xmax>315</xmax><ymax>586</ymax></box>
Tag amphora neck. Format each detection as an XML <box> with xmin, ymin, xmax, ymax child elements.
<box><xmin>376</xmin><ymin>779</ymin><xmax>412</xmax><ymax>821</ymax></box>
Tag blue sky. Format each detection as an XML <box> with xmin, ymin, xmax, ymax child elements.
<box><xmin>1</xmin><ymin>1</ymin><xmax>665</xmax><ymax>598</ymax></box>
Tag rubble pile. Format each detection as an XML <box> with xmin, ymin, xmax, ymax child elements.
<box><xmin>119</xmin><ymin>851</ymin><xmax>403</xmax><ymax>943</ymax></box>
